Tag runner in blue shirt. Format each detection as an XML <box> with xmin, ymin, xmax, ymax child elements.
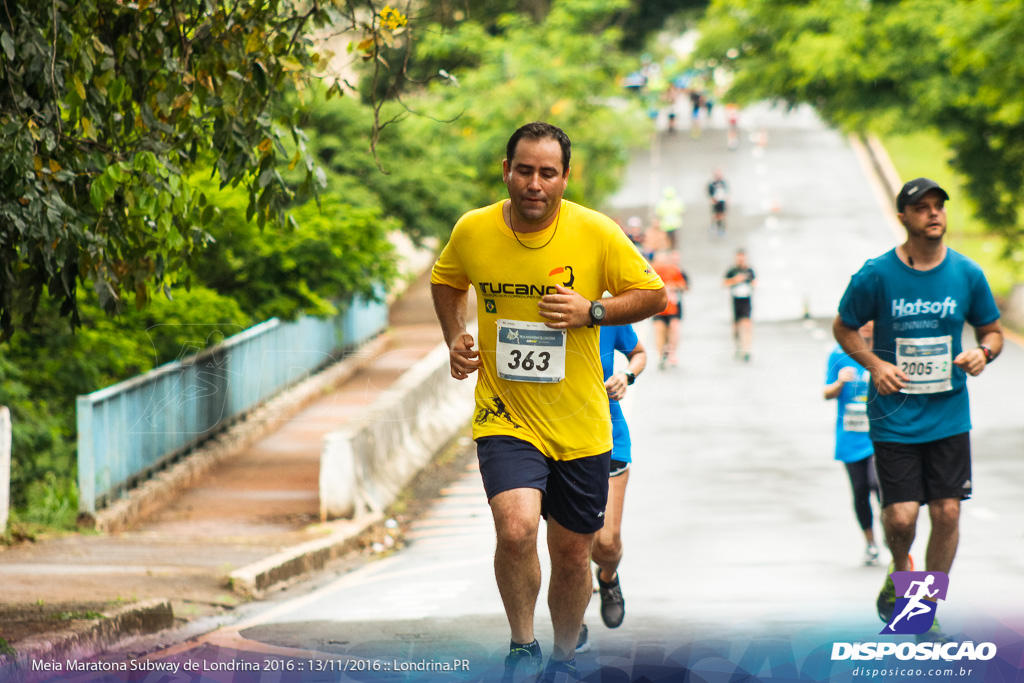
<box><xmin>824</xmin><ymin>321</ymin><xmax>880</xmax><ymax>567</ymax></box>
<box><xmin>576</xmin><ymin>323</ymin><xmax>646</xmax><ymax>654</ymax></box>
<box><xmin>833</xmin><ymin>178</ymin><xmax>1003</xmax><ymax>639</ymax></box>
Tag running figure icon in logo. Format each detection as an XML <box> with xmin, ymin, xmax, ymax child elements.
<box><xmin>881</xmin><ymin>571</ymin><xmax>949</xmax><ymax>635</ymax></box>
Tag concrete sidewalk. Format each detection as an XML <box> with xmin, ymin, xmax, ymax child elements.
<box><xmin>0</xmin><ymin>266</ymin><xmax>465</xmax><ymax>674</ymax></box>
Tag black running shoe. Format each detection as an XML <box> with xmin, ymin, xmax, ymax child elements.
<box><xmin>502</xmin><ymin>639</ymin><xmax>542</xmax><ymax>683</ymax></box>
<box><xmin>597</xmin><ymin>570</ymin><xmax>625</xmax><ymax>628</ymax></box>
<box><xmin>575</xmin><ymin>623</ymin><xmax>590</xmax><ymax>653</ymax></box>
<box><xmin>539</xmin><ymin>656</ymin><xmax>579</xmax><ymax>682</ymax></box>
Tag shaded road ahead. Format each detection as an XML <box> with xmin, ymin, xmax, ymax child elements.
<box><xmin>82</xmin><ymin>106</ymin><xmax>1024</xmax><ymax>682</ymax></box>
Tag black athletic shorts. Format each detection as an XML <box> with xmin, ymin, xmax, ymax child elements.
<box><xmin>713</xmin><ymin>200</ymin><xmax>726</xmax><ymax>215</ymax></box>
<box><xmin>872</xmin><ymin>432</ymin><xmax>972</xmax><ymax>507</ymax></box>
<box><xmin>654</xmin><ymin>311</ymin><xmax>681</xmax><ymax>322</ymax></box>
<box><xmin>732</xmin><ymin>297</ymin><xmax>752</xmax><ymax>321</ymax></box>
<box><xmin>476</xmin><ymin>435</ymin><xmax>610</xmax><ymax>534</ymax></box>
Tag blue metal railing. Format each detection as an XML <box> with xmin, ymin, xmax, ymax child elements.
<box><xmin>76</xmin><ymin>298</ymin><xmax>389</xmax><ymax>515</ymax></box>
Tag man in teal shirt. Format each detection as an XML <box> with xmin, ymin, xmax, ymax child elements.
<box><xmin>833</xmin><ymin>178</ymin><xmax>1003</xmax><ymax>637</ymax></box>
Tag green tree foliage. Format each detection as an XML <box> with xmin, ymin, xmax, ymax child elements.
<box><xmin>696</xmin><ymin>0</ymin><xmax>1024</xmax><ymax>249</ymax></box>
<box><xmin>0</xmin><ymin>0</ymin><xmax>408</xmax><ymax>339</ymax></box>
<box><xmin>192</xmin><ymin>179</ymin><xmax>399</xmax><ymax>321</ymax></box>
<box><xmin>416</xmin><ymin>0</ymin><xmax>651</xmax><ymax>209</ymax></box>
<box><xmin>295</xmin><ymin>92</ymin><xmax>478</xmax><ymax>246</ymax></box>
<box><xmin>416</xmin><ymin>0</ymin><xmax>705</xmax><ymax>51</ymax></box>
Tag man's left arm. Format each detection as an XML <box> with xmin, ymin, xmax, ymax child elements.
<box><xmin>953</xmin><ymin>320</ymin><xmax>1003</xmax><ymax>376</ymax></box>
<box><xmin>538</xmin><ymin>285</ymin><xmax>666</xmax><ymax>329</ymax></box>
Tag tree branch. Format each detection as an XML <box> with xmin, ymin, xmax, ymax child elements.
<box><xmin>255</xmin><ymin>1</ymin><xmax>319</xmax><ymax>118</ymax></box>
<box><xmin>50</xmin><ymin>0</ymin><xmax>62</xmax><ymax>140</ymax></box>
<box><xmin>1</xmin><ymin>0</ymin><xmax>13</xmax><ymax>33</ymax></box>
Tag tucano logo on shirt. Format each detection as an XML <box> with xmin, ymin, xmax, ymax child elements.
<box><xmin>479</xmin><ymin>265</ymin><xmax>576</xmax><ymax>298</ymax></box>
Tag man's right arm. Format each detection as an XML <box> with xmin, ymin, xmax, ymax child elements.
<box><xmin>431</xmin><ymin>282</ymin><xmax>481</xmax><ymax>380</ymax></box>
<box><xmin>832</xmin><ymin>315</ymin><xmax>907</xmax><ymax>395</ymax></box>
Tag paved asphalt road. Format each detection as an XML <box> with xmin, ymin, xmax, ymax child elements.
<box><xmin>62</xmin><ymin>106</ymin><xmax>1024</xmax><ymax>683</ymax></box>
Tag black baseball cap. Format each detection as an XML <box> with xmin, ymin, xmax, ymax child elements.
<box><xmin>896</xmin><ymin>178</ymin><xmax>949</xmax><ymax>212</ymax></box>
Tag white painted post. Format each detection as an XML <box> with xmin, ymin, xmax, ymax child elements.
<box><xmin>0</xmin><ymin>406</ymin><xmax>11</xmax><ymax>533</ymax></box>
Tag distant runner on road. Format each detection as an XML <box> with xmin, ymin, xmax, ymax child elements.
<box><xmin>723</xmin><ymin>249</ymin><xmax>756</xmax><ymax>362</ymax></box>
<box><xmin>833</xmin><ymin>177</ymin><xmax>1003</xmax><ymax>642</ymax></box>
<box><xmin>577</xmin><ymin>324</ymin><xmax>647</xmax><ymax>654</ymax></box>
<box><xmin>655</xmin><ymin>187</ymin><xmax>684</xmax><ymax>249</ymax></box>
<box><xmin>824</xmin><ymin>321</ymin><xmax>881</xmax><ymax>566</ymax></box>
<box><xmin>650</xmin><ymin>250</ymin><xmax>689</xmax><ymax>369</ymax></box>
<box><xmin>430</xmin><ymin>122</ymin><xmax>666</xmax><ymax>681</ymax></box>
<box><xmin>707</xmin><ymin>170</ymin><xmax>728</xmax><ymax>237</ymax></box>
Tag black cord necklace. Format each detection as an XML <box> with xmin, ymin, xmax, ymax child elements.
<box><xmin>508</xmin><ymin>200</ymin><xmax>561</xmax><ymax>250</ymax></box>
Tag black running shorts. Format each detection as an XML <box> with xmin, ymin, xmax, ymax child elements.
<box><xmin>732</xmin><ymin>297</ymin><xmax>752</xmax><ymax>321</ymax></box>
<box><xmin>872</xmin><ymin>432</ymin><xmax>972</xmax><ymax>507</ymax></box>
<box><xmin>476</xmin><ymin>435</ymin><xmax>610</xmax><ymax>534</ymax></box>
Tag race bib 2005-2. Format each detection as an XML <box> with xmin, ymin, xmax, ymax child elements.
<box><xmin>896</xmin><ymin>335</ymin><xmax>952</xmax><ymax>394</ymax></box>
<box><xmin>495</xmin><ymin>319</ymin><xmax>566</xmax><ymax>383</ymax></box>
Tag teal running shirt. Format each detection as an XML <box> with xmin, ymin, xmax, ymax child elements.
<box><xmin>837</xmin><ymin>248</ymin><xmax>999</xmax><ymax>443</ymax></box>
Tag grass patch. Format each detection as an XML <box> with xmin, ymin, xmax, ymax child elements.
<box><xmin>53</xmin><ymin>611</ymin><xmax>105</xmax><ymax>621</ymax></box>
<box><xmin>880</xmin><ymin>131</ymin><xmax>1023</xmax><ymax>299</ymax></box>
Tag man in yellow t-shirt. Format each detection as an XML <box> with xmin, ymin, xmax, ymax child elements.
<box><xmin>431</xmin><ymin>122</ymin><xmax>666</xmax><ymax>678</ymax></box>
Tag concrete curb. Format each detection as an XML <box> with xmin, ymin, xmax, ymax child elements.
<box><xmin>227</xmin><ymin>513</ymin><xmax>382</xmax><ymax>599</ymax></box>
<box><xmin>863</xmin><ymin>133</ymin><xmax>903</xmax><ymax>197</ymax></box>
<box><xmin>91</xmin><ymin>334</ymin><xmax>393</xmax><ymax>534</ymax></box>
<box><xmin>0</xmin><ymin>599</ymin><xmax>174</xmax><ymax>683</ymax></box>
<box><xmin>320</xmin><ymin>337</ymin><xmax>476</xmax><ymax>519</ymax></box>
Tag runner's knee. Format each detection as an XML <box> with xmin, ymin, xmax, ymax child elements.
<box><xmin>592</xmin><ymin>532</ymin><xmax>622</xmax><ymax>561</ymax></box>
<box><xmin>928</xmin><ymin>499</ymin><xmax>960</xmax><ymax>529</ymax></box>
<box><xmin>495</xmin><ymin>517</ymin><xmax>539</xmax><ymax>553</ymax></box>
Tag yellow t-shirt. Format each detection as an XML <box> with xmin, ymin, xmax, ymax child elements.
<box><xmin>431</xmin><ymin>200</ymin><xmax>663</xmax><ymax>460</ymax></box>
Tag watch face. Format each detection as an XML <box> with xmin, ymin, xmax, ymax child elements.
<box><xmin>592</xmin><ymin>301</ymin><xmax>606</xmax><ymax>319</ymax></box>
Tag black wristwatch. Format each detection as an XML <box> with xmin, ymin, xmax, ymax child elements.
<box><xmin>979</xmin><ymin>344</ymin><xmax>995</xmax><ymax>363</ymax></box>
<box><xmin>588</xmin><ymin>300</ymin><xmax>606</xmax><ymax>326</ymax></box>
<box><xmin>624</xmin><ymin>370</ymin><xmax>636</xmax><ymax>385</ymax></box>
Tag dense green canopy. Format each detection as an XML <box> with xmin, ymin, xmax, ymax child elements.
<box><xmin>697</xmin><ymin>0</ymin><xmax>1024</xmax><ymax>249</ymax></box>
<box><xmin>0</xmin><ymin>0</ymin><xmax>377</xmax><ymax>338</ymax></box>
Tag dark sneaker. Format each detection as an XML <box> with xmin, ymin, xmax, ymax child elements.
<box><xmin>502</xmin><ymin>639</ymin><xmax>542</xmax><ymax>683</ymax></box>
<box><xmin>539</xmin><ymin>657</ymin><xmax>579</xmax><ymax>682</ymax></box>
<box><xmin>597</xmin><ymin>570</ymin><xmax>625</xmax><ymax>629</ymax></box>
<box><xmin>575</xmin><ymin>623</ymin><xmax>590</xmax><ymax>653</ymax></box>
<box><xmin>877</xmin><ymin>562</ymin><xmax>897</xmax><ymax>623</ymax></box>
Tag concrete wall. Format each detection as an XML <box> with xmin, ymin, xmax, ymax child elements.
<box><xmin>320</xmin><ymin>339</ymin><xmax>476</xmax><ymax>520</ymax></box>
